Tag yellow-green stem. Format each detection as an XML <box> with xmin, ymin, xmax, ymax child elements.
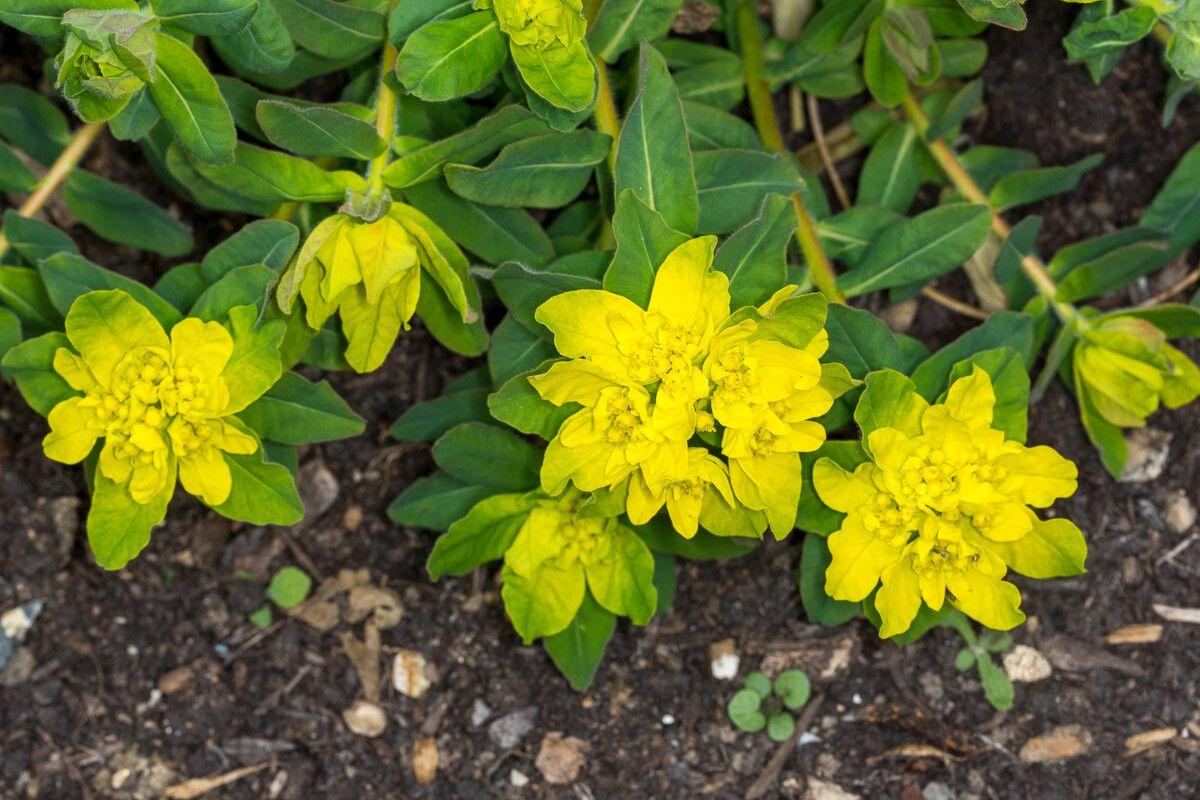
<box><xmin>592</xmin><ymin>59</ymin><xmax>621</xmax><ymax>171</ymax></box>
<box><xmin>735</xmin><ymin>0</ymin><xmax>844</xmax><ymax>303</ymax></box>
<box><xmin>899</xmin><ymin>91</ymin><xmax>1067</xmax><ymax>313</ymax></box>
<box><xmin>0</xmin><ymin>122</ymin><xmax>104</xmax><ymax>261</ymax></box>
<box><xmin>366</xmin><ymin>4</ymin><xmax>402</xmax><ymax>195</ymax></box>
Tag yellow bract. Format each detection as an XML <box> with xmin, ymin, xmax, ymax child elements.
<box><xmin>531</xmin><ymin>237</ymin><xmax>842</xmax><ymax>540</ymax></box>
<box><xmin>42</xmin><ymin>290</ymin><xmax>267</xmax><ymax>507</ymax></box>
<box><xmin>488</xmin><ymin>0</ymin><xmax>586</xmax><ymax>50</ymax></box>
<box><xmin>815</xmin><ymin>367</ymin><xmax>1087</xmax><ymax>637</ymax></box>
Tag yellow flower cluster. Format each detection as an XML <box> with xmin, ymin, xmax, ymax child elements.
<box><xmin>488</xmin><ymin>0</ymin><xmax>586</xmax><ymax>50</ymax></box>
<box><xmin>815</xmin><ymin>368</ymin><xmax>1087</xmax><ymax>637</ymax></box>
<box><xmin>43</xmin><ymin>290</ymin><xmax>262</xmax><ymax>506</ymax></box>
<box><xmin>531</xmin><ymin>237</ymin><xmax>846</xmax><ymax>540</ymax></box>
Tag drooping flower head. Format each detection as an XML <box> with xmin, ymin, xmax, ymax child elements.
<box><xmin>55</xmin><ymin>9</ymin><xmax>158</xmax><ymax>122</ymax></box>
<box><xmin>530</xmin><ymin>237</ymin><xmax>851</xmax><ymax>541</ymax></box>
<box><xmin>278</xmin><ymin>203</ymin><xmax>474</xmax><ymax>373</ymax></box>
<box><xmin>814</xmin><ymin>368</ymin><xmax>1087</xmax><ymax>638</ymax></box>
<box><xmin>43</xmin><ymin>290</ymin><xmax>282</xmax><ymax>509</ymax></box>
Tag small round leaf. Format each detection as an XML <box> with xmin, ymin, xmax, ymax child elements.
<box><xmin>248</xmin><ymin>604</ymin><xmax>273</xmax><ymax>629</ymax></box>
<box><xmin>744</xmin><ymin>671</ymin><xmax>772</xmax><ymax>698</ymax></box>
<box><xmin>727</xmin><ymin>689</ymin><xmax>766</xmax><ymax>733</ymax></box>
<box><xmin>954</xmin><ymin>648</ymin><xmax>976</xmax><ymax>670</ymax></box>
<box><xmin>266</xmin><ymin>566</ymin><xmax>312</xmax><ymax>610</ymax></box>
<box><xmin>774</xmin><ymin>669</ymin><xmax>811</xmax><ymax>710</ymax></box>
<box><xmin>767</xmin><ymin>712</ymin><xmax>796</xmax><ymax>742</ymax></box>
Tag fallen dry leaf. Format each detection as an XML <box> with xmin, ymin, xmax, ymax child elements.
<box><xmin>1153</xmin><ymin>604</ymin><xmax>1200</xmax><ymax>624</ymax></box>
<box><xmin>164</xmin><ymin>764</ymin><xmax>266</xmax><ymax>799</ymax></box>
<box><xmin>412</xmin><ymin>737</ymin><xmax>439</xmax><ymax>785</ymax></box>
<box><xmin>1104</xmin><ymin>624</ymin><xmax>1163</xmax><ymax>645</ymax></box>
<box><xmin>346</xmin><ymin>585</ymin><xmax>403</xmax><ymax>629</ymax></box>
<box><xmin>760</xmin><ymin>632</ymin><xmax>855</xmax><ymax>680</ymax></box>
<box><xmin>1019</xmin><ymin>725</ymin><xmax>1092</xmax><ymax>763</ymax></box>
<box><xmin>535</xmin><ymin>732</ymin><xmax>589</xmax><ymax>785</ymax></box>
<box><xmin>867</xmin><ymin>744</ymin><xmax>959</xmax><ymax>766</ymax></box>
<box><xmin>341</xmin><ymin>624</ymin><xmax>382</xmax><ymax>702</ymax></box>
<box><xmin>1125</xmin><ymin>727</ymin><xmax>1177</xmax><ymax>757</ymax></box>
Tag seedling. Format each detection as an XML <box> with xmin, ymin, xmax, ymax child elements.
<box><xmin>727</xmin><ymin>670</ymin><xmax>812</xmax><ymax>742</ymax></box>
<box><xmin>250</xmin><ymin>566</ymin><xmax>313</xmax><ymax>629</ymax></box>
<box><xmin>943</xmin><ymin>612</ymin><xmax>1015</xmax><ymax>712</ymax></box>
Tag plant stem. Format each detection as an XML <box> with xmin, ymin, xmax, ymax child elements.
<box><xmin>735</xmin><ymin>0</ymin><xmax>844</xmax><ymax>303</ymax></box>
<box><xmin>0</xmin><ymin>122</ymin><xmax>104</xmax><ymax>261</ymax></box>
<box><xmin>899</xmin><ymin>90</ymin><xmax>1067</xmax><ymax>314</ymax></box>
<box><xmin>592</xmin><ymin>60</ymin><xmax>621</xmax><ymax>171</ymax></box>
<box><xmin>366</xmin><ymin>5</ymin><xmax>401</xmax><ymax>195</ymax></box>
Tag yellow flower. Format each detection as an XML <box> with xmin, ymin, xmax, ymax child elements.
<box><xmin>815</xmin><ymin>367</ymin><xmax>1086</xmax><ymax>637</ymax></box>
<box><xmin>42</xmin><ymin>290</ymin><xmax>276</xmax><ymax>507</ymax></box>
<box><xmin>531</xmin><ymin>237</ymin><xmax>844</xmax><ymax>542</ymax></box>
<box><xmin>626</xmin><ymin>448</ymin><xmax>736</xmax><ymax>538</ymax></box>
<box><xmin>487</xmin><ymin>0</ymin><xmax>587</xmax><ymax>50</ymax></box>
<box><xmin>279</xmin><ymin>204</ymin><xmax>472</xmax><ymax>373</ymax></box>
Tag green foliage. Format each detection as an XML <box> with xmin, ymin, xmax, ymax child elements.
<box><xmin>727</xmin><ymin>669</ymin><xmax>812</xmax><ymax>741</ymax></box>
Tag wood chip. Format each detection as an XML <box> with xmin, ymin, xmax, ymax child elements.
<box><xmin>867</xmin><ymin>743</ymin><xmax>959</xmax><ymax>766</ymax></box>
<box><xmin>1125</xmin><ymin>728</ymin><xmax>1177</xmax><ymax>757</ymax></box>
<box><xmin>164</xmin><ymin>764</ymin><xmax>267</xmax><ymax>799</ymax></box>
<box><xmin>1019</xmin><ymin>725</ymin><xmax>1092</xmax><ymax>763</ymax></box>
<box><xmin>412</xmin><ymin>737</ymin><xmax>439</xmax><ymax>786</ymax></box>
<box><xmin>1153</xmin><ymin>604</ymin><xmax>1200</xmax><ymax>624</ymax></box>
<box><xmin>1104</xmin><ymin>624</ymin><xmax>1163</xmax><ymax>645</ymax></box>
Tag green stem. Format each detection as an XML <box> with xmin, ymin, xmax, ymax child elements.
<box><xmin>899</xmin><ymin>90</ymin><xmax>1076</xmax><ymax>322</ymax></box>
<box><xmin>366</xmin><ymin>4</ymin><xmax>402</xmax><ymax>195</ymax></box>
<box><xmin>0</xmin><ymin>122</ymin><xmax>104</xmax><ymax>261</ymax></box>
<box><xmin>735</xmin><ymin>0</ymin><xmax>844</xmax><ymax>303</ymax></box>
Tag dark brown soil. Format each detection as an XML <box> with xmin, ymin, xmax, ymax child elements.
<box><xmin>2</xmin><ymin>4</ymin><xmax>1199</xmax><ymax>800</ymax></box>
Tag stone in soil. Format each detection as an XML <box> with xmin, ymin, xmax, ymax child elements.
<box><xmin>489</xmin><ymin>706</ymin><xmax>538</xmax><ymax>749</ymax></box>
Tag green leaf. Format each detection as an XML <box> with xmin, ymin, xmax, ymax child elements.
<box><xmin>0</xmin><ymin>0</ymin><xmax>137</xmax><ymax>37</ymax></box>
<box><xmin>388</xmin><ymin>0</ymin><xmax>473</xmax><ymax>41</ymax></box>
<box><xmin>0</xmin><ymin>307</ymin><xmax>19</xmax><ymax>360</ymax></box>
<box><xmin>767</xmin><ymin>712</ymin><xmax>796</xmax><ymax>742</ymax></box>
<box><xmin>492</xmin><ymin>260</ymin><xmax>601</xmax><ymax>332</ymax></box>
<box><xmin>488</xmin><ymin>314</ymin><xmax>556</xmax><ymax>385</ymax></box>
<box><xmin>87</xmin><ymin>470</ymin><xmax>172</xmax><ymax>570</ymax></box>
<box><xmin>956</xmin><ymin>0</ymin><xmax>1025</xmax><ymax>30</ymax></box>
<box><xmin>683</xmin><ymin>101</ymin><xmax>760</xmax><ymax>151</ymax></box>
<box><xmin>210</xmin><ymin>0</ymin><xmax>296</xmax><ymax>74</ymax></box>
<box><xmin>910</xmin><ymin>311</ymin><xmax>1034</xmax><ymax>401</ymax></box>
<box><xmin>488</xmin><ymin>369</ymin><xmax>577</xmax><ymax>441</ymax></box>
<box><xmin>694</xmin><ymin>149</ymin><xmax>805</xmax><ymax>235</ymax></box>
<box><xmin>501</xmin><ymin>559</ymin><xmax>585</xmax><ymax>643</ymax></box>
<box><xmin>583</xmin><ymin>524</ymin><xmax>656</xmax><ymax>623</ymax></box>
<box><xmin>249</xmin><ymin>605</ymin><xmax>273</xmax><ymax>628</ymax></box>
<box><xmin>266</xmin><ymin>566</ymin><xmax>312</xmax><ymax>609</ymax></box>
<box><xmin>989</xmin><ymin>154</ymin><xmax>1103</xmax><ymax>212</ymax></box>
<box><xmin>713</xmin><ymin>194</ymin><xmax>796</xmax><ymax>308</ymax></box>
<box><xmin>0</xmin><ymin>332</ymin><xmax>75</xmax><ymax>416</ymax></box>
<box><xmin>634</xmin><ymin>517</ymin><xmax>757</xmax><ymax>560</ymax></box>
<box><xmin>148</xmin><ymin>31</ymin><xmax>237</xmax><ymax>165</ymax></box>
<box><xmin>1140</xmin><ymin>140</ymin><xmax>1200</xmax><ymax>258</ymax></box>
<box><xmin>674</xmin><ymin>59</ymin><xmax>745</xmax><ymax>110</ymax></box>
<box><xmin>588</xmin><ymin>0</ymin><xmax>680</xmax><ymax>61</ymax></box>
<box><xmin>390</xmin><ymin>472</ymin><xmax>498</xmax><ymax>531</ymax></box>
<box><xmin>273</xmin><ymin>0</ymin><xmax>383</xmax><ymax>60</ymax></box>
<box><xmin>855</xmin><ymin>369</ymin><xmax>928</xmax><ymax>438</ymax></box>
<box><xmin>391</xmin><ymin>388</ymin><xmax>490</xmax><ymax>442</ymax></box>
<box><xmin>191</xmin><ymin>140</ymin><xmax>365</xmax><ymax>202</ymax></box>
<box><xmin>602</xmin><ymin>189</ymin><xmax>689</xmax><ymax>306</ymax></box>
<box><xmin>151</xmin><ymin>0</ymin><xmax>258</xmax><ymax>35</ymax></box>
<box><xmin>926</xmin><ymin>78</ymin><xmax>983</xmax><ymax>141</ymax></box>
<box><xmin>824</xmin><ymin>303</ymin><xmax>905</xmax><ymax>378</ymax></box>
<box><xmin>1064</xmin><ymin>5</ymin><xmax>1155</xmax><ymax>82</ymax></box>
<box><xmin>863</xmin><ymin>17</ymin><xmax>907</xmax><ymax>107</ymax></box>
<box><xmin>544</xmin><ymin>591</ymin><xmax>617</xmax><ymax>691</ymax></box>
<box><xmin>954</xmin><ymin>648</ymin><xmax>975</xmax><ymax>670</ymax></box>
<box><xmin>432</xmin><ymin>421</ymin><xmax>541</xmax><ymax>491</ymax></box>
<box><xmin>511</xmin><ymin>40</ymin><xmax>596</xmax><ymax>113</ymax></box>
<box><xmin>614</xmin><ymin>42</ymin><xmax>699</xmax><ymax>234</ymax></box>
<box><xmin>37</xmin><ymin>253</ymin><xmax>182</xmax><ymax>329</ymax></box>
<box><xmin>857</xmin><ymin>122</ymin><xmax>920</xmax><ymax>213</ymax></box>
<box><xmin>386</xmin><ymin>105</ymin><xmax>551</xmax><ymax>187</ymax></box>
<box><xmin>256</xmin><ymin>99</ymin><xmax>386</xmax><ymax>160</ymax></box>
<box><xmin>0</xmin><ymin>266</ymin><xmax>62</xmax><ymax>333</ymax></box>
<box><xmin>213</xmin><ymin>449</ymin><xmax>304</xmax><ymax>524</ymax></box>
<box><xmin>0</xmin><ymin>84</ymin><xmax>71</xmax><ymax>165</ymax></box>
<box><xmin>445</xmin><ymin>130</ymin><xmax>610</xmax><ymax>209</ymax></box>
<box><xmin>63</xmin><ymin>170</ymin><xmax>193</xmax><ymax>257</ymax></box>
<box><xmin>840</xmin><ymin>203</ymin><xmax>992</xmax><ymax>296</ymax></box>
<box><xmin>238</xmin><ymin>372</ymin><xmax>364</xmax><ymax>444</ymax></box>
<box><xmin>1</xmin><ymin>212</ymin><xmax>78</xmax><ymax>266</ymax></box>
<box><xmin>727</xmin><ymin>689</ymin><xmax>766</xmax><ymax>732</ymax></box>
<box><xmin>775</xmin><ymin>670</ymin><xmax>810</xmax><ymax>709</ymax></box>
<box><xmin>396</xmin><ymin>12</ymin><xmax>505</xmax><ymax>101</ymax></box>
<box><xmin>977</xmin><ymin>654</ymin><xmax>1014</xmax><ymax>711</ymax></box>
<box><xmin>0</xmin><ymin>140</ymin><xmax>35</xmax><ymax>193</ymax></box>
<box><xmin>202</xmin><ymin>219</ymin><xmax>299</xmax><ymax>283</ymax></box>
<box><xmin>799</xmin><ymin>533</ymin><xmax>861</xmax><ymax>625</ymax></box>
<box><xmin>222</xmin><ymin>304</ymin><xmax>286</xmax><ymax>412</ymax></box>
<box><xmin>190</xmin><ymin>264</ymin><xmax>274</xmax><ymax>321</ymax></box>
<box><xmin>416</xmin><ymin>268</ymin><xmax>489</xmax><ymax>357</ymax></box>
<box><xmin>404</xmin><ymin>178</ymin><xmax>554</xmax><ymax>266</ymax></box>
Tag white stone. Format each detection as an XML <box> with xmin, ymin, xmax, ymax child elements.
<box><xmin>392</xmin><ymin>650</ymin><xmax>432</xmax><ymax>698</ymax></box>
<box><xmin>509</xmin><ymin>769</ymin><xmax>529</xmax><ymax>788</ymax></box>
<box><xmin>1003</xmin><ymin>645</ymin><xmax>1052</xmax><ymax>683</ymax></box>
<box><xmin>709</xmin><ymin>639</ymin><xmax>740</xmax><ymax>680</ymax></box>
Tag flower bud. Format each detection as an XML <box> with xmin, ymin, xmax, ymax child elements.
<box><xmin>55</xmin><ymin>9</ymin><xmax>158</xmax><ymax>122</ymax></box>
<box><xmin>490</xmin><ymin>0</ymin><xmax>586</xmax><ymax>50</ymax></box>
<box><xmin>1072</xmin><ymin>315</ymin><xmax>1200</xmax><ymax>428</ymax></box>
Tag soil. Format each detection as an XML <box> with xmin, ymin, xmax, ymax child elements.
<box><xmin>2</xmin><ymin>3</ymin><xmax>1199</xmax><ymax>800</ymax></box>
